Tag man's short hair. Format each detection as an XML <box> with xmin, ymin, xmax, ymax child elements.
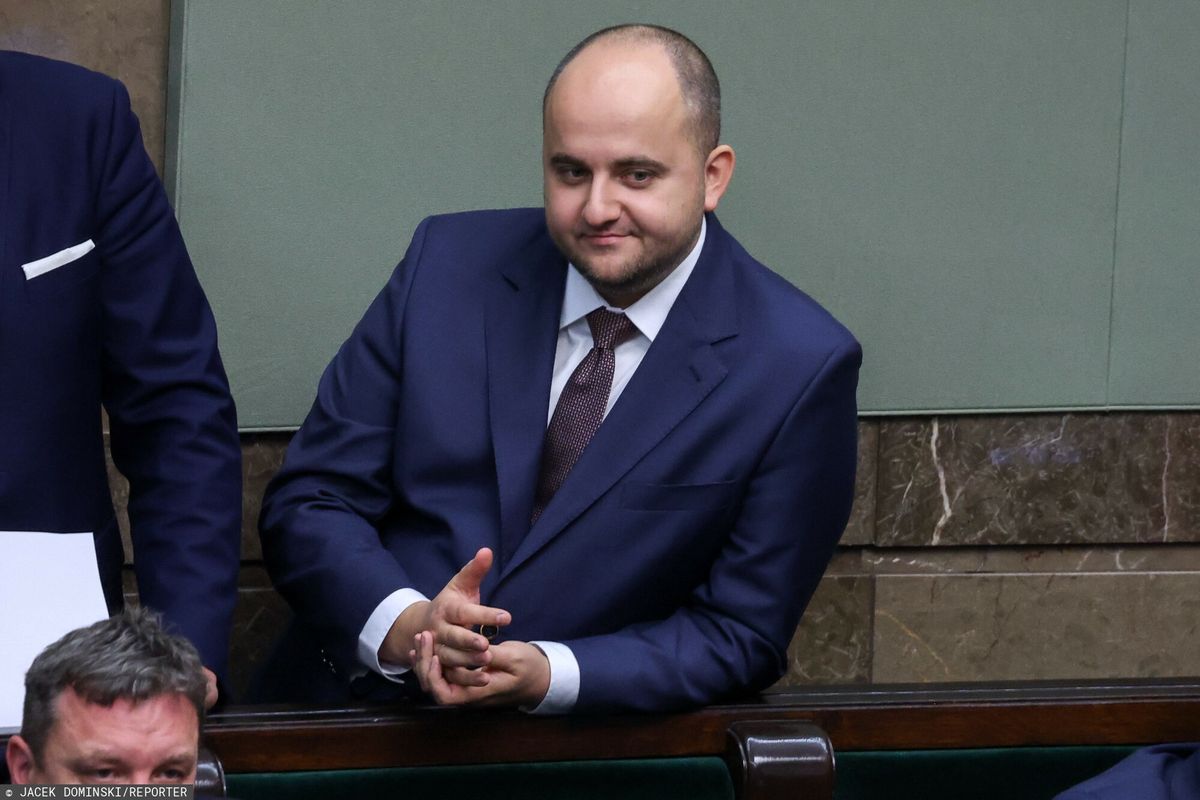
<box><xmin>543</xmin><ymin>24</ymin><xmax>722</xmax><ymax>153</ymax></box>
<box><xmin>19</xmin><ymin>606</ymin><xmax>207</xmax><ymax>764</ymax></box>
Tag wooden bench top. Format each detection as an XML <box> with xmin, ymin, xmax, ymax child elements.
<box><xmin>202</xmin><ymin>679</ymin><xmax>1200</xmax><ymax>772</ymax></box>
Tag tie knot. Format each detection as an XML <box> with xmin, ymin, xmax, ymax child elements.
<box><xmin>586</xmin><ymin>308</ymin><xmax>638</xmax><ymax>350</ymax></box>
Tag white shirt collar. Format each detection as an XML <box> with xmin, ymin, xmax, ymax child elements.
<box><xmin>559</xmin><ymin>216</ymin><xmax>707</xmax><ymax>342</ymax></box>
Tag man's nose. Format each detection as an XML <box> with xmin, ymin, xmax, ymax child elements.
<box><xmin>582</xmin><ymin>180</ymin><xmax>620</xmax><ymax>227</ymax></box>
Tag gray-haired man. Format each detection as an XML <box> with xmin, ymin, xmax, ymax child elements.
<box><xmin>5</xmin><ymin>607</ymin><xmax>206</xmax><ymax>786</ymax></box>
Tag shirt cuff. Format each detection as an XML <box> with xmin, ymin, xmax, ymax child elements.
<box><xmin>525</xmin><ymin>640</ymin><xmax>579</xmax><ymax>714</ymax></box>
<box><xmin>357</xmin><ymin>587</ymin><xmax>429</xmax><ymax>681</ymax></box>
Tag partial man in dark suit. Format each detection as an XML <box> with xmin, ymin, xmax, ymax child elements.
<box><xmin>260</xmin><ymin>24</ymin><xmax>860</xmax><ymax>713</ymax></box>
<box><xmin>1055</xmin><ymin>745</ymin><xmax>1200</xmax><ymax>800</ymax></box>
<box><xmin>0</xmin><ymin>52</ymin><xmax>241</xmax><ymax>705</ymax></box>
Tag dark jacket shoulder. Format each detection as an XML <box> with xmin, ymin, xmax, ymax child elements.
<box><xmin>704</xmin><ymin>217</ymin><xmax>860</xmax><ymax>382</ymax></box>
<box><xmin>403</xmin><ymin>207</ymin><xmax>556</xmax><ymax>283</ymax></box>
<box><xmin>0</xmin><ymin>49</ymin><xmax>124</xmax><ymax>113</ymax></box>
<box><xmin>418</xmin><ymin>207</ymin><xmax>547</xmax><ymax>250</ymax></box>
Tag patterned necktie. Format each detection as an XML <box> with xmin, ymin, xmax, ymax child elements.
<box><xmin>532</xmin><ymin>308</ymin><xmax>639</xmax><ymax>523</ymax></box>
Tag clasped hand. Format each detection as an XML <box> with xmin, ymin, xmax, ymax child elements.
<box><xmin>380</xmin><ymin>547</ymin><xmax>550</xmax><ymax>707</ymax></box>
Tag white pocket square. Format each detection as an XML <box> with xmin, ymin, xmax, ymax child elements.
<box><xmin>21</xmin><ymin>239</ymin><xmax>96</xmax><ymax>280</ymax></box>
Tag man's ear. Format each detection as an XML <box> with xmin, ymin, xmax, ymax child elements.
<box><xmin>703</xmin><ymin>145</ymin><xmax>736</xmax><ymax>211</ymax></box>
<box><xmin>6</xmin><ymin>735</ymin><xmax>37</xmax><ymax>784</ymax></box>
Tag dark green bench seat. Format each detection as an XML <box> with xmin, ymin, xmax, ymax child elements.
<box><xmin>836</xmin><ymin>745</ymin><xmax>1136</xmax><ymax>800</ymax></box>
<box><xmin>228</xmin><ymin>758</ymin><xmax>733</xmax><ymax>800</ymax></box>
<box><xmin>221</xmin><ymin>748</ymin><xmax>1137</xmax><ymax>800</ymax></box>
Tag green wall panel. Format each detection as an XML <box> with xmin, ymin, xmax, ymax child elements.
<box><xmin>716</xmin><ymin>0</ymin><xmax>1126</xmax><ymax>413</ymax></box>
<box><xmin>1107</xmin><ymin>0</ymin><xmax>1200</xmax><ymax>406</ymax></box>
<box><xmin>169</xmin><ymin>2</ymin><xmax>1152</xmax><ymax>427</ymax></box>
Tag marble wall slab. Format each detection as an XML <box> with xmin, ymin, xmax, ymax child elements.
<box><xmin>865</xmin><ymin>544</ymin><xmax>1200</xmax><ymax>575</ymax></box>
<box><xmin>105</xmin><ymin>438</ymin><xmax>134</xmax><ymax>563</ymax></box>
<box><xmin>875</xmin><ymin>413</ymin><xmax>1200</xmax><ymax>547</ymax></box>
<box><xmin>1165</xmin><ymin>416</ymin><xmax>1200</xmax><ymax>542</ymax></box>
<box><xmin>0</xmin><ymin>0</ymin><xmax>169</xmax><ymax>171</ymax></box>
<box><xmin>840</xmin><ymin>421</ymin><xmax>878</xmax><ymax>546</ymax></box>
<box><xmin>773</xmin><ymin>574</ymin><xmax>873</xmax><ymax>687</ymax></box>
<box><xmin>229</xmin><ymin>567</ymin><xmax>291</xmax><ymax>700</ymax></box>
<box><xmin>240</xmin><ymin>433</ymin><xmax>291</xmax><ymax>560</ymax></box>
<box><xmin>873</xmin><ymin>572</ymin><xmax>1200</xmax><ymax>683</ymax></box>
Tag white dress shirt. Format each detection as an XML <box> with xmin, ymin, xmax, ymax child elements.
<box><xmin>358</xmin><ymin>218</ymin><xmax>707</xmax><ymax>713</ymax></box>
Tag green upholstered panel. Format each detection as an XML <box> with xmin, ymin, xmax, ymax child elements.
<box><xmin>226</xmin><ymin>757</ymin><xmax>733</xmax><ymax>800</ymax></box>
<box><xmin>1106</xmin><ymin>0</ymin><xmax>1200</xmax><ymax>406</ymax></box>
<box><xmin>835</xmin><ymin>746</ymin><xmax>1136</xmax><ymax>800</ymax></box>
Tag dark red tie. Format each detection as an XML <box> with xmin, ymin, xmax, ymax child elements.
<box><xmin>532</xmin><ymin>308</ymin><xmax>638</xmax><ymax>523</ymax></box>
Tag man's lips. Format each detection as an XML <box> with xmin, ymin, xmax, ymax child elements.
<box><xmin>579</xmin><ymin>231</ymin><xmax>632</xmax><ymax>246</ymax></box>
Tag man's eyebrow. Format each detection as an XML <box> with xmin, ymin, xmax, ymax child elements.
<box><xmin>65</xmin><ymin>754</ymin><xmax>123</xmax><ymax>770</ymax></box>
<box><xmin>159</xmin><ymin>753</ymin><xmax>198</xmax><ymax>769</ymax></box>
<box><xmin>612</xmin><ymin>157</ymin><xmax>669</xmax><ymax>173</ymax></box>
<box><xmin>548</xmin><ymin>153</ymin><xmax>586</xmax><ymax>168</ymax></box>
<box><xmin>547</xmin><ymin>154</ymin><xmax>670</xmax><ymax>173</ymax></box>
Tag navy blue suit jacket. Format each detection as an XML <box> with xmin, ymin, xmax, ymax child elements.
<box><xmin>1056</xmin><ymin>744</ymin><xmax>1200</xmax><ymax>800</ymax></box>
<box><xmin>261</xmin><ymin>208</ymin><xmax>860</xmax><ymax>712</ymax></box>
<box><xmin>0</xmin><ymin>52</ymin><xmax>241</xmax><ymax>679</ymax></box>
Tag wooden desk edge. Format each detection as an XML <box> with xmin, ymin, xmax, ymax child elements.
<box><xmin>201</xmin><ymin>680</ymin><xmax>1200</xmax><ymax>773</ymax></box>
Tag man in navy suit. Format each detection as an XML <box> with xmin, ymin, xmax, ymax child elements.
<box><xmin>0</xmin><ymin>52</ymin><xmax>241</xmax><ymax>705</ymax></box>
<box><xmin>261</xmin><ymin>24</ymin><xmax>860</xmax><ymax>712</ymax></box>
<box><xmin>1055</xmin><ymin>745</ymin><xmax>1200</xmax><ymax>799</ymax></box>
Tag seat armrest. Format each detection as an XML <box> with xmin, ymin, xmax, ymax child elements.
<box><xmin>196</xmin><ymin>743</ymin><xmax>227</xmax><ymax>797</ymax></box>
<box><xmin>725</xmin><ymin>720</ymin><xmax>835</xmax><ymax>800</ymax></box>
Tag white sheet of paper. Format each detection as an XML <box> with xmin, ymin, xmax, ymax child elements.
<box><xmin>0</xmin><ymin>531</ymin><xmax>108</xmax><ymax>731</ymax></box>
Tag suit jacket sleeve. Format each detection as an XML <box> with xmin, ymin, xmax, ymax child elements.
<box><xmin>97</xmin><ymin>79</ymin><xmax>241</xmax><ymax>680</ymax></box>
<box><xmin>564</xmin><ymin>339</ymin><xmax>861</xmax><ymax>712</ymax></box>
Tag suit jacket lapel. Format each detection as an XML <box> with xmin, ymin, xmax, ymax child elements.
<box><xmin>486</xmin><ymin>229</ymin><xmax>566</xmax><ymax>576</ymax></box>
<box><xmin>500</xmin><ymin>214</ymin><xmax>740</xmax><ymax>581</ymax></box>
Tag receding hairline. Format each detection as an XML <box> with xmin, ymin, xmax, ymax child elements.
<box><xmin>543</xmin><ymin>24</ymin><xmax>722</xmax><ymax>153</ymax></box>
<box><xmin>54</xmin><ymin>682</ymin><xmax>201</xmax><ymax>727</ymax></box>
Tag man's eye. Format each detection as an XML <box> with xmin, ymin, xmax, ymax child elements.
<box><xmin>558</xmin><ymin>167</ymin><xmax>587</xmax><ymax>182</ymax></box>
<box><xmin>626</xmin><ymin>170</ymin><xmax>654</xmax><ymax>184</ymax></box>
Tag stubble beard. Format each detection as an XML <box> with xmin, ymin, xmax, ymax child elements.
<box><xmin>561</xmin><ymin>220</ymin><xmax>702</xmax><ymax>307</ymax></box>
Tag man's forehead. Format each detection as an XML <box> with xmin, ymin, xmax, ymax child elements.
<box><xmin>53</xmin><ymin>687</ymin><xmax>199</xmax><ymax>732</ymax></box>
<box><xmin>545</xmin><ymin>48</ymin><xmax>689</xmax><ymax>146</ymax></box>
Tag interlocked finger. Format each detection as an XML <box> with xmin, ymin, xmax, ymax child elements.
<box><xmin>434</xmin><ymin>616</ymin><xmax>492</xmax><ymax>654</ymax></box>
<box><xmin>442</xmin><ymin>663</ymin><xmax>491</xmax><ymax>688</ymax></box>
<box><xmin>431</xmin><ymin>632</ymin><xmax>490</xmax><ymax>668</ymax></box>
